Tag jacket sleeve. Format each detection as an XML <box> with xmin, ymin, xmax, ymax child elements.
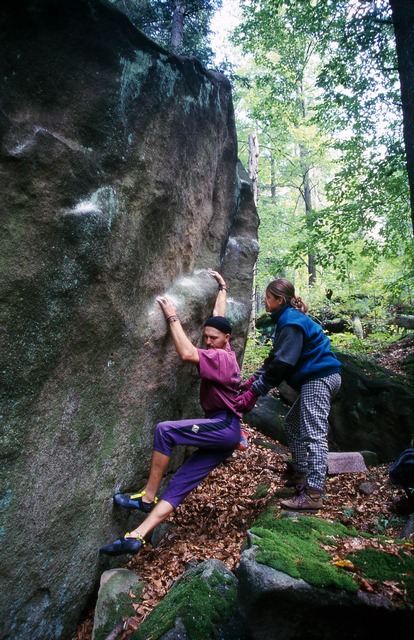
<box><xmin>252</xmin><ymin>325</ymin><xmax>303</xmax><ymax>395</ymax></box>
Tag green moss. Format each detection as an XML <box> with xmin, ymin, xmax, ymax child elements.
<box><xmin>347</xmin><ymin>547</ymin><xmax>414</xmax><ymax>600</ymax></box>
<box><xmin>252</xmin><ymin>484</ymin><xmax>270</xmax><ymax>499</ymax></box>
<box><xmin>250</xmin><ymin>510</ymin><xmax>360</xmax><ymax>593</ymax></box>
<box><xmin>132</xmin><ymin>567</ymin><xmax>238</xmax><ymax>640</ymax></box>
<box><xmin>257</xmin><ymin>441</ymin><xmax>277</xmax><ymax>450</ymax></box>
<box><xmin>250</xmin><ymin>509</ymin><xmax>414</xmax><ymax>602</ymax></box>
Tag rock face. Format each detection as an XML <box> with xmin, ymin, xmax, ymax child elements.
<box><xmin>329</xmin><ymin>353</ymin><xmax>414</xmax><ymax>462</ymax></box>
<box><xmin>243</xmin><ymin>396</ymin><xmax>289</xmax><ymax>444</ymax></box>
<box><xmin>0</xmin><ymin>2</ymin><xmax>259</xmax><ymax>639</ymax></box>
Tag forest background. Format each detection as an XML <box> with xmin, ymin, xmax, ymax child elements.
<box><xmin>110</xmin><ymin>0</ymin><xmax>414</xmax><ymax>360</ymax></box>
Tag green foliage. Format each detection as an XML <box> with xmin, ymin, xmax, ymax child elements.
<box><xmin>373</xmin><ymin>514</ymin><xmax>407</xmax><ymax>535</ymax></box>
<box><xmin>329</xmin><ymin>331</ymin><xmax>405</xmax><ymax>357</ymax></box>
<box><xmin>232</xmin><ymin>0</ymin><xmax>413</xmax><ymax>304</ymax></box>
<box><xmin>241</xmin><ymin>329</ymin><xmax>272</xmax><ymax>378</ymax></box>
<box><xmin>341</xmin><ymin>506</ymin><xmax>355</xmax><ymax>520</ymax></box>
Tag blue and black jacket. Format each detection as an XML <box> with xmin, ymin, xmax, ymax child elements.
<box><xmin>253</xmin><ymin>304</ymin><xmax>341</xmax><ymax>393</ymax></box>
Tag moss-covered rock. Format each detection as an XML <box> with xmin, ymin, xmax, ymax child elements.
<box><xmin>347</xmin><ymin>546</ymin><xmax>414</xmax><ymax>601</ymax></box>
<box><xmin>250</xmin><ymin>510</ymin><xmax>359</xmax><ymax>592</ymax></box>
<box><xmin>237</xmin><ymin>509</ymin><xmax>414</xmax><ymax>640</ymax></box>
<box><xmin>92</xmin><ymin>569</ymin><xmax>143</xmax><ymax>640</ymax></box>
<box><xmin>131</xmin><ymin>559</ymin><xmax>242</xmax><ymax>640</ymax></box>
<box><xmin>249</xmin><ymin>508</ymin><xmax>414</xmax><ymax>601</ymax></box>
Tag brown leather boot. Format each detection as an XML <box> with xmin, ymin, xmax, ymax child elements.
<box><xmin>280</xmin><ymin>486</ymin><xmax>323</xmax><ymax>511</ymax></box>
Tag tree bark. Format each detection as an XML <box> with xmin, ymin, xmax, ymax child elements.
<box><xmin>270</xmin><ymin>152</ymin><xmax>276</xmax><ymax>202</ymax></box>
<box><xmin>389</xmin><ymin>0</ymin><xmax>414</xmax><ymax>233</ymax></box>
<box><xmin>248</xmin><ymin>132</ymin><xmax>259</xmax><ymax>205</ymax></box>
<box><xmin>171</xmin><ymin>0</ymin><xmax>186</xmax><ymax>53</ymax></box>
<box><xmin>352</xmin><ymin>313</ymin><xmax>364</xmax><ymax>338</ymax></box>
<box><xmin>248</xmin><ymin>133</ymin><xmax>259</xmax><ymax>326</ymax></box>
<box><xmin>299</xmin><ymin>83</ymin><xmax>316</xmax><ymax>285</ymax></box>
<box><xmin>302</xmin><ymin>159</ymin><xmax>316</xmax><ymax>285</ymax></box>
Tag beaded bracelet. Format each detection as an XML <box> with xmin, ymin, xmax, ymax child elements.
<box><xmin>167</xmin><ymin>315</ymin><xmax>179</xmax><ymax>323</ymax></box>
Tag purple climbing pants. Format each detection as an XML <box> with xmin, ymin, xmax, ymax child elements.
<box><xmin>154</xmin><ymin>410</ymin><xmax>240</xmax><ymax>509</ymax></box>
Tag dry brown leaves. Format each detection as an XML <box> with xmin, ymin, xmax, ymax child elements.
<box><xmin>375</xmin><ymin>334</ymin><xmax>414</xmax><ymax>376</ymax></box>
<box><xmin>73</xmin><ymin>424</ymin><xmax>413</xmax><ymax>640</ymax></box>
<box><xmin>122</xmin><ymin>439</ymin><xmax>283</xmax><ymax>624</ymax></box>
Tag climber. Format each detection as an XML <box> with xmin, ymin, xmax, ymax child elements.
<box><xmin>100</xmin><ymin>270</ymin><xmax>242</xmax><ymax>556</ymax></box>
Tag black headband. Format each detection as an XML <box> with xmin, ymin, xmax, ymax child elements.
<box><xmin>203</xmin><ymin>316</ymin><xmax>232</xmax><ymax>335</ymax></box>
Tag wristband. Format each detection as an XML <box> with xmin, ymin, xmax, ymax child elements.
<box><xmin>219</xmin><ymin>285</ymin><xmax>228</xmax><ymax>291</ymax></box>
<box><xmin>167</xmin><ymin>315</ymin><xmax>179</xmax><ymax>323</ymax></box>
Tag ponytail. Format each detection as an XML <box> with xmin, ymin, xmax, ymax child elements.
<box><xmin>290</xmin><ymin>296</ymin><xmax>309</xmax><ymax>314</ymax></box>
<box><xmin>266</xmin><ymin>279</ymin><xmax>309</xmax><ymax>314</ymax></box>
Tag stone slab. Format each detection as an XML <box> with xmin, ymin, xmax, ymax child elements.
<box><xmin>327</xmin><ymin>451</ymin><xmax>367</xmax><ymax>475</ymax></box>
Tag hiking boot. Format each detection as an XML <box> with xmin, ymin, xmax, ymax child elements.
<box><xmin>113</xmin><ymin>490</ymin><xmax>158</xmax><ymax>513</ymax></box>
<box><xmin>280</xmin><ymin>486</ymin><xmax>323</xmax><ymax>511</ymax></box>
<box><xmin>99</xmin><ymin>532</ymin><xmax>145</xmax><ymax>556</ymax></box>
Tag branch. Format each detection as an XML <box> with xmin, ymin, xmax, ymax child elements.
<box><xmin>104</xmin><ymin>621</ymin><xmax>124</xmax><ymax>640</ymax></box>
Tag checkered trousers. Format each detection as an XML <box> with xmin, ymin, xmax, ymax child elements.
<box><xmin>283</xmin><ymin>373</ymin><xmax>341</xmax><ymax>491</ymax></box>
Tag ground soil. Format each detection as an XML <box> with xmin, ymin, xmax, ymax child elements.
<box><xmin>73</xmin><ymin>337</ymin><xmax>414</xmax><ymax>640</ymax></box>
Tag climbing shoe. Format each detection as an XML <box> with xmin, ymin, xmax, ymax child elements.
<box><xmin>113</xmin><ymin>490</ymin><xmax>158</xmax><ymax>513</ymax></box>
<box><xmin>99</xmin><ymin>532</ymin><xmax>145</xmax><ymax>556</ymax></box>
<box><xmin>280</xmin><ymin>486</ymin><xmax>323</xmax><ymax>511</ymax></box>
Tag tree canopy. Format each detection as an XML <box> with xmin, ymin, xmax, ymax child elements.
<box><xmin>109</xmin><ymin>0</ymin><xmax>221</xmax><ymax>63</ymax></box>
<box><xmin>231</xmin><ymin>0</ymin><xmax>413</xmax><ymax>315</ymax></box>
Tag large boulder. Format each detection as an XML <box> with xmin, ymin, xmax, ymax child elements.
<box><xmin>238</xmin><ymin>512</ymin><xmax>414</xmax><ymax>640</ymax></box>
<box><xmin>241</xmin><ymin>395</ymin><xmax>289</xmax><ymax>444</ymax></box>
<box><xmin>0</xmin><ymin>1</ymin><xmax>259</xmax><ymax>639</ymax></box>
<box><xmin>330</xmin><ymin>353</ymin><xmax>414</xmax><ymax>462</ymax></box>
<box><xmin>92</xmin><ymin>569</ymin><xmax>143</xmax><ymax>640</ymax></box>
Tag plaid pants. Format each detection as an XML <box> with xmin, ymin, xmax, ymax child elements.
<box><xmin>284</xmin><ymin>373</ymin><xmax>341</xmax><ymax>491</ymax></box>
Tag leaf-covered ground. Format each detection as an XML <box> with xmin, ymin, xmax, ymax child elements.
<box><xmin>74</xmin><ymin>435</ymin><xmax>413</xmax><ymax>640</ymax></box>
<box><xmin>373</xmin><ymin>334</ymin><xmax>414</xmax><ymax>377</ymax></box>
<box><xmin>74</xmin><ymin>338</ymin><xmax>414</xmax><ymax>639</ymax></box>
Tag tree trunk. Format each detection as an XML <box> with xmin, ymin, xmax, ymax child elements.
<box><xmin>299</xmin><ymin>84</ymin><xmax>316</xmax><ymax>285</ymax></box>
<box><xmin>248</xmin><ymin>133</ymin><xmax>259</xmax><ymax>326</ymax></box>
<box><xmin>302</xmin><ymin>160</ymin><xmax>316</xmax><ymax>285</ymax></box>
<box><xmin>270</xmin><ymin>152</ymin><xmax>276</xmax><ymax>202</ymax></box>
<box><xmin>248</xmin><ymin>132</ymin><xmax>259</xmax><ymax>205</ymax></box>
<box><xmin>352</xmin><ymin>313</ymin><xmax>364</xmax><ymax>338</ymax></box>
<box><xmin>171</xmin><ymin>0</ymin><xmax>186</xmax><ymax>53</ymax></box>
<box><xmin>389</xmin><ymin>0</ymin><xmax>414</xmax><ymax>233</ymax></box>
